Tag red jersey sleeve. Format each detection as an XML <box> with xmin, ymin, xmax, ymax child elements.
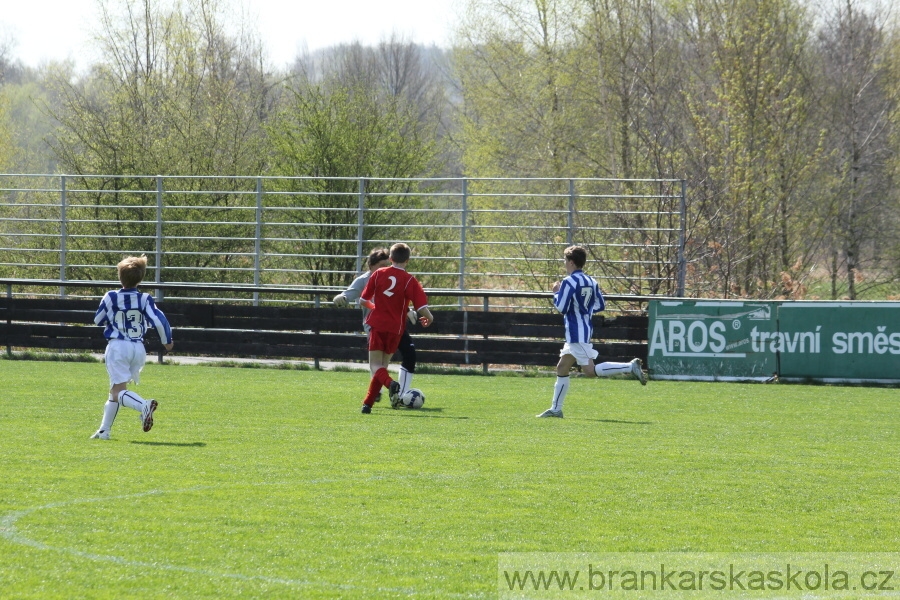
<box><xmin>406</xmin><ymin>277</ymin><xmax>428</xmax><ymax>312</ymax></box>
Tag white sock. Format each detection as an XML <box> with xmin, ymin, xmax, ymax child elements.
<box><xmin>118</xmin><ymin>390</ymin><xmax>146</xmax><ymax>412</ymax></box>
<box><xmin>398</xmin><ymin>368</ymin><xmax>412</xmax><ymax>396</ymax></box>
<box><xmin>551</xmin><ymin>376</ymin><xmax>569</xmax><ymax>412</ymax></box>
<box><xmin>99</xmin><ymin>399</ymin><xmax>119</xmax><ymax>433</ymax></box>
<box><xmin>595</xmin><ymin>362</ymin><xmax>632</xmax><ymax>377</ymax></box>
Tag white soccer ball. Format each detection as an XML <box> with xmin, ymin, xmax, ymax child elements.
<box><xmin>399</xmin><ymin>388</ymin><xmax>425</xmax><ymax>409</ymax></box>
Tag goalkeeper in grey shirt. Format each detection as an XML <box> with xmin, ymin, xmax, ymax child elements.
<box><xmin>333</xmin><ymin>248</ymin><xmax>420</xmax><ymax>399</ymax></box>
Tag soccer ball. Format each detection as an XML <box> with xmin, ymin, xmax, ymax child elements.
<box><xmin>399</xmin><ymin>388</ymin><xmax>425</xmax><ymax>409</ymax></box>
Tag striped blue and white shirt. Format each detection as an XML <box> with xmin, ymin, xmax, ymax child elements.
<box><xmin>553</xmin><ymin>270</ymin><xmax>605</xmax><ymax>343</ymax></box>
<box><xmin>94</xmin><ymin>288</ymin><xmax>173</xmax><ymax>344</ymax></box>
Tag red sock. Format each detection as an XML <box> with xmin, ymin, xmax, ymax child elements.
<box><xmin>374</xmin><ymin>367</ymin><xmax>393</xmax><ymax>390</ymax></box>
<box><xmin>363</xmin><ymin>377</ymin><xmax>382</xmax><ymax>406</ymax></box>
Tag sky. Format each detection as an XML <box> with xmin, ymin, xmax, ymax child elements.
<box><xmin>0</xmin><ymin>0</ymin><xmax>460</xmax><ymax>71</ymax></box>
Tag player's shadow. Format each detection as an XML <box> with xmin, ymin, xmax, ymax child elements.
<box><xmin>385</xmin><ymin>408</ymin><xmax>470</xmax><ymax>420</ymax></box>
<box><xmin>579</xmin><ymin>418</ymin><xmax>653</xmax><ymax>425</ymax></box>
<box><xmin>130</xmin><ymin>441</ymin><xmax>207</xmax><ymax>447</ymax></box>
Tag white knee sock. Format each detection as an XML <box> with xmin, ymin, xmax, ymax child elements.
<box><xmin>99</xmin><ymin>399</ymin><xmax>119</xmax><ymax>432</ymax></box>
<box><xmin>551</xmin><ymin>376</ymin><xmax>569</xmax><ymax>412</ymax></box>
<box><xmin>398</xmin><ymin>367</ymin><xmax>412</xmax><ymax>396</ymax></box>
<box><xmin>595</xmin><ymin>362</ymin><xmax>632</xmax><ymax>377</ymax></box>
<box><xmin>118</xmin><ymin>390</ymin><xmax>146</xmax><ymax>412</ymax></box>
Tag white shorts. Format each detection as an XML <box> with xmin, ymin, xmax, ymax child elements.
<box><xmin>560</xmin><ymin>342</ymin><xmax>598</xmax><ymax>366</ymax></box>
<box><xmin>104</xmin><ymin>339</ymin><xmax>146</xmax><ymax>386</ymax></box>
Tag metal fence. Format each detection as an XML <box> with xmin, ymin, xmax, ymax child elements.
<box><xmin>0</xmin><ymin>174</ymin><xmax>685</xmax><ymax>308</ymax></box>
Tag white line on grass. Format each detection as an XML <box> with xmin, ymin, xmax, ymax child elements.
<box><xmin>1</xmin><ymin>486</ymin><xmax>482</xmax><ymax>598</ymax></box>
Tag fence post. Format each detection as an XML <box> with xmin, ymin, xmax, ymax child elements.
<box><xmin>6</xmin><ymin>283</ymin><xmax>11</xmax><ymax>357</ymax></box>
<box><xmin>155</xmin><ymin>176</ymin><xmax>164</xmax><ymax>302</ymax></box>
<box><xmin>461</xmin><ymin>178</ymin><xmax>471</xmax><ymax>366</ymax></box>
<box><xmin>459</xmin><ymin>178</ymin><xmax>468</xmax><ymax>303</ymax></box>
<box><xmin>254</xmin><ymin>177</ymin><xmax>262</xmax><ymax>307</ymax></box>
<box><xmin>676</xmin><ymin>179</ymin><xmax>687</xmax><ymax>297</ymax></box>
<box><xmin>356</xmin><ymin>178</ymin><xmax>365</xmax><ymax>274</ymax></box>
<box><xmin>59</xmin><ymin>175</ymin><xmax>67</xmax><ymax>298</ymax></box>
<box><xmin>482</xmin><ymin>296</ymin><xmax>489</xmax><ymax>374</ymax></box>
<box><xmin>567</xmin><ymin>179</ymin><xmax>575</xmax><ymax>246</ymax></box>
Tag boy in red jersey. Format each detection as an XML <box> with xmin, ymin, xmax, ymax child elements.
<box><xmin>359</xmin><ymin>243</ymin><xmax>434</xmax><ymax>413</ymax></box>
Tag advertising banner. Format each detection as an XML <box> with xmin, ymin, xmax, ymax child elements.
<box><xmin>648</xmin><ymin>301</ymin><xmax>778</xmax><ymax>381</ymax></box>
<box><xmin>777</xmin><ymin>303</ymin><xmax>900</xmax><ymax>383</ymax></box>
<box><xmin>648</xmin><ymin>300</ymin><xmax>900</xmax><ymax>383</ymax></box>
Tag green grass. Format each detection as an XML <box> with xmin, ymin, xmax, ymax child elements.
<box><xmin>0</xmin><ymin>360</ymin><xmax>897</xmax><ymax>598</ymax></box>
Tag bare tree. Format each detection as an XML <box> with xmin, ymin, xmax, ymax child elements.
<box><xmin>815</xmin><ymin>0</ymin><xmax>897</xmax><ymax>298</ymax></box>
<box><xmin>41</xmin><ymin>0</ymin><xmax>279</xmax><ymax>283</ymax></box>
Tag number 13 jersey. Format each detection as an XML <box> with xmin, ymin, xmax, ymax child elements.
<box><xmin>94</xmin><ymin>288</ymin><xmax>173</xmax><ymax>344</ymax></box>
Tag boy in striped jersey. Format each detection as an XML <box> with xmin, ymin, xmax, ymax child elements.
<box><xmin>90</xmin><ymin>255</ymin><xmax>174</xmax><ymax>439</ymax></box>
<box><xmin>537</xmin><ymin>246</ymin><xmax>647</xmax><ymax>418</ymax></box>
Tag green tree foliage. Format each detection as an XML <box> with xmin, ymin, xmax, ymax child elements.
<box><xmin>267</xmin><ymin>43</ymin><xmax>446</xmax><ymax>287</ymax></box>
<box><xmin>680</xmin><ymin>0</ymin><xmax>824</xmax><ymax>297</ymax></box>
<box><xmin>0</xmin><ymin>48</ymin><xmax>70</xmax><ymax>279</ymax></box>
<box><xmin>0</xmin><ymin>34</ymin><xmax>15</xmax><ymax>171</ymax></box>
<box><xmin>0</xmin><ymin>90</ymin><xmax>11</xmax><ymax>172</ymax></box>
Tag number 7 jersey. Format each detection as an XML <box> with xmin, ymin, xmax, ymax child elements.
<box><xmin>553</xmin><ymin>269</ymin><xmax>606</xmax><ymax>343</ymax></box>
<box><xmin>361</xmin><ymin>265</ymin><xmax>429</xmax><ymax>335</ymax></box>
<box><xmin>94</xmin><ymin>288</ymin><xmax>173</xmax><ymax>344</ymax></box>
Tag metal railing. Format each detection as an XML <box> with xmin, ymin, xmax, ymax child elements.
<box><xmin>0</xmin><ymin>174</ymin><xmax>686</xmax><ymax>307</ymax></box>
<box><xmin>1</xmin><ymin>279</ymin><xmax>656</xmax><ymax>317</ymax></box>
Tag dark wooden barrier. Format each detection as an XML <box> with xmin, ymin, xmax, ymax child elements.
<box><xmin>1</xmin><ymin>296</ymin><xmax>647</xmax><ymax>370</ymax></box>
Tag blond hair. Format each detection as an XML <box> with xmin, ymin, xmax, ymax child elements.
<box><xmin>117</xmin><ymin>255</ymin><xmax>148</xmax><ymax>288</ymax></box>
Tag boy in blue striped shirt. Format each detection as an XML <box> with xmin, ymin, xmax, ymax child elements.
<box><xmin>90</xmin><ymin>255</ymin><xmax>174</xmax><ymax>439</ymax></box>
<box><xmin>538</xmin><ymin>246</ymin><xmax>647</xmax><ymax>418</ymax></box>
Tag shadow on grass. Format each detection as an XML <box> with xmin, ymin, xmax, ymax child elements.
<box><xmin>378</xmin><ymin>407</ymin><xmax>470</xmax><ymax>420</ymax></box>
<box><xmin>130</xmin><ymin>441</ymin><xmax>207</xmax><ymax>447</ymax></box>
<box><xmin>577</xmin><ymin>418</ymin><xmax>653</xmax><ymax>425</ymax></box>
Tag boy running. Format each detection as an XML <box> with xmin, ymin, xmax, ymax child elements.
<box><xmin>90</xmin><ymin>255</ymin><xmax>173</xmax><ymax>439</ymax></box>
<box><xmin>333</xmin><ymin>248</ymin><xmax>421</xmax><ymax>398</ymax></box>
<box><xmin>538</xmin><ymin>245</ymin><xmax>647</xmax><ymax>418</ymax></box>
<box><xmin>358</xmin><ymin>243</ymin><xmax>433</xmax><ymax>413</ymax></box>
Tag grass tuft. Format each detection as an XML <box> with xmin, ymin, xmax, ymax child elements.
<box><xmin>1</xmin><ymin>350</ymin><xmax>100</xmax><ymax>363</ymax></box>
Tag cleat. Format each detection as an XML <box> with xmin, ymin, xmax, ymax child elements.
<box><xmin>389</xmin><ymin>387</ymin><xmax>402</xmax><ymax>409</ymax></box>
<box><xmin>536</xmin><ymin>409</ymin><xmax>563</xmax><ymax>418</ymax></box>
<box><xmin>389</xmin><ymin>381</ymin><xmax>401</xmax><ymax>406</ymax></box>
<box><xmin>141</xmin><ymin>399</ymin><xmax>158</xmax><ymax>432</ymax></box>
<box><xmin>374</xmin><ymin>392</ymin><xmax>382</xmax><ymax>403</ymax></box>
<box><xmin>630</xmin><ymin>358</ymin><xmax>648</xmax><ymax>385</ymax></box>
<box><xmin>361</xmin><ymin>404</ymin><xmax>372</xmax><ymax>414</ymax></box>
<box><xmin>90</xmin><ymin>429</ymin><xmax>110</xmax><ymax>440</ymax></box>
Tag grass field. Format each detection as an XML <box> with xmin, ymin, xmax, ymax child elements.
<box><xmin>0</xmin><ymin>359</ymin><xmax>897</xmax><ymax>599</ymax></box>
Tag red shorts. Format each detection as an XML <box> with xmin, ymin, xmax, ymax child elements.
<box><xmin>368</xmin><ymin>330</ymin><xmax>402</xmax><ymax>354</ymax></box>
